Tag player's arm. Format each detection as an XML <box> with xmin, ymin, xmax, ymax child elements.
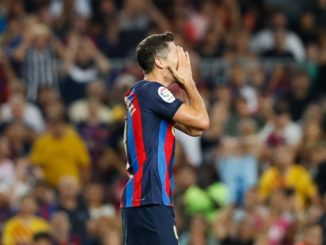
<box><xmin>173</xmin><ymin>122</ymin><xmax>204</xmax><ymax>136</ymax></box>
<box><xmin>169</xmin><ymin>47</ymin><xmax>209</xmax><ymax>134</ymax></box>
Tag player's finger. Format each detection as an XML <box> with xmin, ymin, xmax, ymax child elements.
<box><xmin>168</xmin><ymin>64</ymin><xmax>178</xmax><ymax>77</ymax></box>
<box><xmin>175</xmin><ymin>47</ymin><xmax>180</xmax><ymax>69</ymax></box>
<box><xmin>185</xmin><ymin>51</ymin><xmax>191</xmax><ymax>65</ymax></box>
<box><xmin>168</xmin><ymin>65</ymin><xmax>183</xmax><ymax>82</ymax></box>
<box><xmin>179</xmin><ymin>47</ymin><xmax>187</xmax><ymax>66</ymax></box>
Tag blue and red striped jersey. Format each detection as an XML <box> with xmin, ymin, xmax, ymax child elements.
<box><xmin>121</xmin><ymin>80</ymin><xmax>183</xmax><ymax>208</ymax></box>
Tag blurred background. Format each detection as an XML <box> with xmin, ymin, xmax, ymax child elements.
<box><xmin>0</xmin><ymin>0</ymin><xmax>326</xmax><ymax>244</ymax></box>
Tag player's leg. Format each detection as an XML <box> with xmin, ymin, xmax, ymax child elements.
<box><xmin>151</xmin><ymin>205</ymin><xmax>179</xmax><ymax>245</ymax></box>
<box><xmin>122</xmin><ymin>206</ymin><xmax>161</xmax><ymax>245</ymax></box>
<box><xmin>122</xmin><ymin>205</ymin><xmax>179</xmax><ymax>245</ymax></box>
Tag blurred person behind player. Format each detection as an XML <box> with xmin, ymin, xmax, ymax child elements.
<box><xmin>2</xmin><ymin>195</ymin><xmax>49</xmax><ymax>244</ymax></box>
<box><xmin>121</xmin><ymin>32</ymin><xmax>209</xmax><ymax>244</ymax></box>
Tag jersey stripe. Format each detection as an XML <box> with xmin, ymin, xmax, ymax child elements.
<box><xmin>158</xmin><ymin>120</ymin><xmax>171</xmax><ymax>205</ymax></box>
<box><xmin>170</xmin><ymin>154</ymin><xmax>175</xmax><ymax>203</ymax></box>
<box><xmin>164</xmin><ymin>125</ymin><xmax>174</xmax><ymax>206</ymax></box>
<box><xmin>131</xmin><ymin>94</ymin><xmax>147</xmax><ymax>206</ymax></box>
<box><xmin>125</xmin><ymin>178</ymin><xmax>134</xmax><ymax>207</ymax></box>
<box><xmin>124</xmin><ymin>113</ymin><xmax>138</xmax><ymax>207</ymax></box>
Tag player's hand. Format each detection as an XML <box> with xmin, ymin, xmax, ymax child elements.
<box><xmin>168</xmin><ymin>46</ymin><xmax>195</xmax><ymax>88</ymax></box>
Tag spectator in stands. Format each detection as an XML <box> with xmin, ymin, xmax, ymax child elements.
<box><xmin>217</xmin><ymin>137</ymin><xmax>258</xmax><ymax>205</ymax></box>
<box><xmin>225</xmin><ymin>30</ymin><xmax>256</xmax><ymax>62</ymax></box>
<box><xmin>265</xmin><ymin>65</ymin><xmax>291</xmax><ymax>96</ymax></box>
<box><xmin>75</xmin><ymin>98</ymin><xmax>112</xmax><ymax>171</ymax></box>
<box><xmin>50</xmin><ymin>211</ymin><xmax>72</xmax><ymax>245</ymax></box>
<box><xmin>36</xmin><ymin>85</ymin><xmax>60</xmax><ymax>116</ymax></box>
<box><xmin>179</xmin><ymin>215</ymin><xmax>214</xmax><ymax>245</ymax></box>
<box><xmin>62</xmin><ymin>34</ymin><xmax>110</xmax><ymax>104</ymax></box>
<box><xmin>313</xmin><ymin>0</ymin><xmax>326</xmax><ymax>28</ymax></box>
<box><xmin>56</xmin><ymin>176</ymin><xmax>89</xmax><ymax>244</ymax></box>
<box><xmin>259</xmin><ymin>145</ymin><xmax>317</xmax><ymax>211</ymax></box>
<box><xmin>201</xmin><ymin>101</ymin><xmax>228</xmax><ymax>163</ymax></box>
<box><xmin>265</xmin><ymin>189</ymin><xmax>295</xmax><ymax>245</ymax></box>
<box><xmin>224</xmin><ymin>96</ymin><xmax>263</xmax><ymax>137</ymax></box>
<box><xmin>49</xmin><ymin>0</ymin><xmax>92</xmax><ymax>21</ymax></box>
<box><xmin>85</xmin><ymin>182</ymin><xmax>115</xmax><ymax>220</ymax></box>
<box><xmin>230</xmin><ymin>64</ymin><xmax>258</xmax><ymax>113</ymax></box>
<box><xmin>298</xmin><ymin>12</ymin><xmax>318</xmax><ymax>46</ymax></box>
<box><xmin>108</xmin><ymin>73</ymin><xmax>135</xmax><ymax>122</ymax></box>
<box><xmin>0</xmin><ymin>185</ymin><xmax>13</xmax><ymax>233</ymax></box>
<box><xmin>0</xmin><ymin>137</ymin><xmax>15</xmax><ymax>192</ymax></box>
<box><xmin>32</xmin><ymin>232</ymin><xmax>53</xmax><ymax>245</ymax></box>
<box><xmin>96</xmin><ymin>216</ymin><xmax>122</xmax><ymax>245</ymax></box>
<box><xmin>119</xmin><ymin>0</ymin><xmax>169</xmax><ymax>52</ymax></box>
<box><xmin>250</xmin><ymin>11</ymin><xmax>305</xmax><ymax>61</ymax></box>
<box><xmin>68</xmin><ymin>81</ymin><xmax>112</xmax><ymax>124</ymax></box>
<box><xmin>33</xmin><ymin>181</ymin><xmax>56</xmax><ymax>221</ymax></box>
<box><xmin>196</xmin><ymin>25</ymin><xmax>224</xmax><ymax>58</ymax></box>
<box><xmin>175</xmin><ymin>129</ymin><xmax>203</xmax><ymax>167</ymax></box>
<box><xmin>2</xmin><ymin>195</ymin><xmax>49</xmax><ymax>244</ymax></box>
<box><xmin>11</xmin><ymin>158</ymin><xmax>34</xmax><ymax>207</ymax></box>
<box><xmin>3</xmin><ymin>120</ymin><xmax>34</xmax><ymax>158</ymax></box>
<box><xmin>0</xmin><ymin>81</ymin><xmax>45</xmax><ymax>133</ymax></box>
<box><xmin>295</xmin><ymin>224</ymin><xmax>323</xmax><ymax>245</ymax></box>
<box><xmin>302</xmin><ymin>43</ymin><xmax>319</xmax><ymax>85</ymax></box>
<box><xmin>298</xmin><ymin>121</ymin><xmax>324</xmax><ymax>165</ymax></box>
<box><xmin>262</xmin><ymin>29</ymin><xmax>296</xmax><ymax>61</ymax></box>
<box><xmin>259</xmin><ymin>101</ymin><xmax>302</xmax><ymax>147</ymax></box>
<box><xmin>312</xmin><ymin>143</ymin><xmax>326</xmax><ymax>196</ymax></box>
<box><xmin>30</xmin><ymin>101</ymin><xmax>90</xmax><ymax>187</ymax></box>
<box><xmin>12</xmin><ymin>22</ymin><xmax>64</xmax><ymax>101</ymax></box>
<box><xmin>96</xmin><ymin>16</ymin><xmax>126</xmax><ymax>58</ymax></box>
<box><xmin>248</xmin><ymin>64</ymin><xmax>267</xmax><ymax>92</ymax></box>
<box><xmin>284</xmin><ymin>71</ymin><xmax>315</xmax><ymax>121</ymax></box>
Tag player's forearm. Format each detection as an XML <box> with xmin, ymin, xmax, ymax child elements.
<box><xmin>183</xmin><ymin>81</ymin><xmax>209</xmax><ymax>124</ymax></box>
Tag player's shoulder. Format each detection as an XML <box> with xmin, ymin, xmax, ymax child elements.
<box><xmin>138</xmin><ymin>81</ymin><xmax>176</xmax><ymax>103</ymax></box>
<box><xmin>136</xmin><ymin>80</ymin><xmax>161</xmax><ymax>92</ymax></box>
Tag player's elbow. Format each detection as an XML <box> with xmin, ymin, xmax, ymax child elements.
<box><xmin>189</xmin><ymin>120</ymin><xmax>209</xmax><ymax>136</ymax></box>
<box><xmin>189</xmin><ymin>130</ymin><xmax>204</xmax><ymax>137</ymax></box>
<box><xmin>197</xmin><ymin>117</ymin><xmax>210</xmax><ymax>131</ymax></box>
<box><xmin>203</xmin><ymin>118</ymin><xmax>210</xmax><ymax>131</ymax></box>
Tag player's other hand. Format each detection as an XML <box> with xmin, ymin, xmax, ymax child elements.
<box><xmin>168</xmin><ymin>46</ymin><xmax>195</xmax><ymax>88</ymax></box>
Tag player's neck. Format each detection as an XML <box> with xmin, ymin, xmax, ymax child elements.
<box><xmin>144</xmin><ymin>72</ymin><xmax>171</xmax><ymax>87</ymax></box>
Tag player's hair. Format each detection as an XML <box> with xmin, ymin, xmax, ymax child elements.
<box><xmin>136</xmin><ymin>32</ymin><xmax>175</xmax><ymax>74</ymax></box>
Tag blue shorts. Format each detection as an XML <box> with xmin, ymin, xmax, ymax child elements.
<box><xmin>122</xmin><ymin>205</ymin><xmax>179</xmax><ymax>245</ymax></box>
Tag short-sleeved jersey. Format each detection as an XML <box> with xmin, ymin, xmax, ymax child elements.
<box><xmin>121</xmin><ymin>80</ymin><xmax>183</xmax><ymax>208</ymax></box>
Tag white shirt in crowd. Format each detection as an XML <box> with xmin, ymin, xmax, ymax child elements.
<box><xmin>0</xmin><ymin>159</ymin><xmax>15</xmax><ymax>191</ymax></box>
<box><xmin>250</xmin><ymin>29</ymin><xmax>305</xmax><ymax>62</ymax></box>
<box><xmin>0</xmin><ymin>102</ymin><xmax>45</xmax><ymax>133</ymax></box>
<box><xmin>175</xmin><ymin>129</ymin><xmax>203</xmax><ymax>167</ymax></box>
<box><xmin>50</xmin><ymin>0</ymin><xmax>92</xmax><ymax>18</ymax></box>
<box><xmin>89</xmin><ymin>204</ymin><xmax>115</xmax><ymax>220</ymax></box>
<box><xmin>259</xmin><ymin>121</ymin><xmax>302</xmax><ymax>146</ymax></box>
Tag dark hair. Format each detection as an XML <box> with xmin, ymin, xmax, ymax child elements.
<box><xmin>33</xmin><ymin>232</ymin><xmax>53</xmax><ymax>242</ymax></box>
<box><xmin>273</xmin><ymin>101</ymin><xmax>289</xmax><ymax>115</ymax></box>
<box><xmin>136</xmin><ymin>32</ymin><xmax>174</xmax><ymax>74</ymax></box>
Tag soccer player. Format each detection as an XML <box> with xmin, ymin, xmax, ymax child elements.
<box><xmin>121</xmin><ymin>32</ymin><xmax>209</xmax><ymax>244</ymax></box>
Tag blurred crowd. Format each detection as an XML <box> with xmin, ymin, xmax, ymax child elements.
<box><xmin>0</xmin><ymin>0</ymin><xmax>326</xmax><ymax>244</ymax></box>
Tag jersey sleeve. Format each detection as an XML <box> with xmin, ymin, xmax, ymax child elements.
<box><xmin>141</xmin><ymin>83</ymin><xmax>183</xmax><ymax>121</ymax></box>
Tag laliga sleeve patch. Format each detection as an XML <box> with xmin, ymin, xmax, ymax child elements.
<box><xmin>158</xmin><ymin>86</ymin><xmax>175</xmax><ymax>103</ymax></box>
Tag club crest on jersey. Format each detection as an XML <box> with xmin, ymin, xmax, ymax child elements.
<box><xmin>158</xmin><ymin>86</ymin><xmax>175</xmax><ymax>103</ymax></box>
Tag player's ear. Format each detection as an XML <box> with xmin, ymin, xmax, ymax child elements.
<box><xmin>154</xmin><ymin>57</ymin><xmax>168</xmax><ymax>70</ymax></box>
